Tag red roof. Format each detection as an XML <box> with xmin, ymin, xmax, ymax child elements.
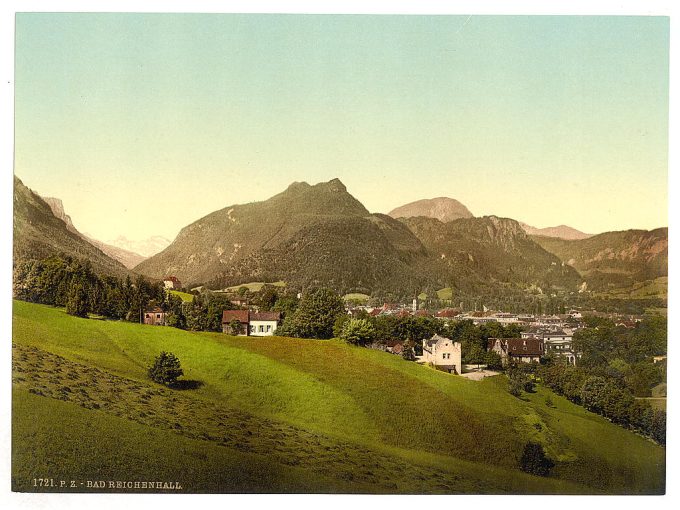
<box><xmin>488</xmin><ymin>337</ymin><xmax>544</xmax><ymax>357</ymax></box>
<box><xmin>145</xmin><ymin>307</ymin><xmax>165</xmax><ymax>313</ymax></box>
<box><xmin>222</xmin><ymin>310</ymin><xmax>249</xmax><ymax>324</ymax></box>
<box><xmin>507</xmin><ymin>338</ymin><xmax>543</xmax><ymax>356</ymax></box>
<box><xmin>436</xmin><ymin>308</ymin><xmax>460</xmax><ymax>318</ymax></box>
<box><xmin>164</xmin><ymin>276</ymin><xmax>180</xmax><ymax>283</ymax></box>
<box><xmin>250</xmin><ymin>312</ymin><xmax>281</xmax><ymax>322</ymax></box>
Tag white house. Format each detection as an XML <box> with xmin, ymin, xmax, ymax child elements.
<box><xmin>421</xmin><ymin>334</ymin><xmax>462</xmax><ymax>374</ymax></box>
<box><xmin>221</xmin><ymin>310</ymin><xmax>281</xmax><ymax>336</ymax></box>
<box><xmin>248</xmin><ymin>312</ymin><xmax>281</xmax><ymax>336</ymax></box>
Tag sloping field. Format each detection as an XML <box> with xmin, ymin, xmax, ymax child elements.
<box><xmin>169</xmin><ymin>290</ymin><xmax>195</xmax><ymax>302</ymax></box>
<box><xmin>11</xmin><ymin>300</ymin><xmax>665</xmax><ymax>494</ymax></box>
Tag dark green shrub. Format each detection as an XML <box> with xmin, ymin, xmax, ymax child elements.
<box><xmin>148</xmin><ymin>352</ymin><xmax>184</xmax><ymax>387</ymax></box>
<box><xmin>519</xmin><ymin>442</ymin><xmax>554</xmax><ymax>476</ymax></box>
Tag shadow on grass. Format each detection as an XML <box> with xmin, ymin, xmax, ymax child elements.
<box><xmin>171</xmin><ymin>380</ymin><xmax>204</xmax><ymax>390</ymax></box>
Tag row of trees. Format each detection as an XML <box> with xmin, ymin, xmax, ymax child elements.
<box><xmin>13</xmin><ymin>255</ymin><xmax>165</xmax><ymax>321</ymax></box>
<box><xmin>572</xmin><ymin>316</ymin><xmax>666</xmax><ymax>397</ymax></box>
<box><xmin>537</xmin><ymin>359</ymin><xmax>665</xmax><ymax>445</ymax></box>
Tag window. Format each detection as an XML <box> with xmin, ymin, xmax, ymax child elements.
<box><xmin>156</xmin><ymin>314</ymin><xmax>161</xmax><ymax>319</ymax></box>
<box><xmin>266</xmin><ymin>325</ymin><xmax>271</xmax><ymax>332</ymax></box>
<box><xmin>259</xmin><ymin>325</ymin><xmax>264</xmax><ymax>332</ymax></box>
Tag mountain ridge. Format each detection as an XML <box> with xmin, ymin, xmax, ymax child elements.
<box><xmin>13</xmin><ymin>176</ymin><xmax>131</xmax><ymax>278</ymax></box>
<box><xmin>41</xmin><ymin>196</ymin><xmax>148</xmax><ymax>269</ymax></box>
<box><xmin>531</xmin><ymin>228</ymin><xmax>668</xmax><ymax>292</ymax></box>
<box><xmin>520</xmin><ymin>222</ymin><xmax>592</xmax><ymax>240</ymax></box>
<box><xmin>135</xmin><ymin>179</ymin><xmax>582</xmax><ymax>296</ymax></box>
<box><xmin>388</xmin><ymin>197</ymin><xmax>474</xmax><ymax>222</ymax></box>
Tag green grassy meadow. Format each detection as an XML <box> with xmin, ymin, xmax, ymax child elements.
<box><xmin>436</xmin><ymin>287</ymin><xmax>453</xmax><ymax>300</ymax></box>
<box><xmin>224</xmin><ymin>281</ymin><xmax>286</xmax><ymax>292</ymax></box>
<box><xmin>343</xmin><ymin>293</ymin><xmax>370</xmax><ymax>303</ymax></box>
<box><xmin>11</xmin><ymin>300</ymin><xmax>665</xmax><ymax>494</ymax></box>
<box><xmin>169</xmin><ymin>290</ymin><xmax>195</xmax><ymax>302</ymax></box>
<box><xmin>593</xmin><ymin>276</ymin><xmax>668</xmax><ymax>300</ymax></box>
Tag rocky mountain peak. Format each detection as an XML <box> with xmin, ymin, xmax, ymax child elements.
<box><xmin>388</xmin><ymin>197</ymin><xmax>474</xmax><ymax>223</ymax></box>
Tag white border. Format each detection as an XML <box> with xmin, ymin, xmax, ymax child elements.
<box><xmin>1</xmin><ymin>2</ymin><xmax>677</xmax><ymax>510</ymax></box>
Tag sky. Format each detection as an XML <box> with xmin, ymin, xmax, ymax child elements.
<box><xmin>14</xmin><ymin>13</ymin><xmax>669</xmax><ymax>241</ymax></box>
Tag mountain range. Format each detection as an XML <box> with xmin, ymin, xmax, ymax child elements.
<box><xmin>133</xmin><ymin>178</ymin><xmax>582</xmax><ymax>296</ymax></box>
<box><xmin>519</xmin><ymin>222</ymin><xmax>592</xmax><ymax>240</ymax></box>
<box><xmin>13</xmin><ymin>177</ymin><xmax>130</xmax><ymax>278</ymax></box>
<box><xmin>531</xmin><ymin>230</ymin><xmax>668</xmax><ymax>292</ymax></box>
<box><xmin>104</xmin><ymin>235</ymin><xmax>172</xmax><ymax>258</ymax></box>
<box><xmin>13</xmin><ymin>175</ymin><xmax>667</xmax><ymax>300</ymax></box>
<box><xmin>41</xmin><ymin>196</ymin><xmax>147</xmax><ymax>270</ymax></box>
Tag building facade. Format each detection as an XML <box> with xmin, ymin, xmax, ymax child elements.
<box><xmin>488</xmin><ymin>337</ymin><xmax>544</xmax><ymax>365</ymax></box>
<box><xmin>143</xmin><ymin>307</ymin><xmax>166</xmax><ymax>326</ymax></box>
<box><xmin>163</xmin><ymin>276</ymin><xmax>182</xmax><ymax>290</ymax></box>
<box><xmin>422</xmin><ymin>334</ymin><xmax>462</xmax><ymax>374</ymax></box>
<box><xmin>222</xmin><ymin>310</ymin><xmax>281</xmax><ymax>337</ymax></box>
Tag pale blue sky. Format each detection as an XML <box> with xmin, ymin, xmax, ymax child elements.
<box><xmin>14</xmin><ymin>14</ymin><xmax>669</xmax><ymax>240</ymax></box>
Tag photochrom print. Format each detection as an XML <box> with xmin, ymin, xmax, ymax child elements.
<box><xmin>11</xmin><ymin>12</ymin><xmax>668</xmax><ymax>495</ymax></box>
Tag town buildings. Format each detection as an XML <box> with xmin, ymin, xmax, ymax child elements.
<box><xmin>521</xmin><ymin>326</ymin><xmax>578</xmax><ymax>365</ymax></box>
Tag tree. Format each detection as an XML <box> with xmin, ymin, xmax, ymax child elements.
<box><xmin>226</xmin><ymin>318</ymin><xmax>244</xmax><ymax>336</ymax></box>
<box><xmin>66</xmin><ymin>282</ymin><xmax>88</xmax><ymax>317</ymax></box>
<box><xmin>255</xmin><ymin>284</ymin><xmax>279</xmax><ymax>311</ymax></box>
<box><xmin>333</xmin><ymin>313</ymin><xmax>351</xmax><ymax>338</ymax></box>
<box><xmin>148</xmin><ymin>352</ymin><xmax>184</xmax><ymax>387</ymax></box>
<box><xmin>519</xmin><ymin>442</ymin><xmax>554</xmax><ymax>477</ymax></box>
<box><xmin>507</xmin><ymin>365</ymin><xmax>534</xmax><ymax>396</ymax></box>
<box><xmin>485</xmin><ymin>350</ymin><xmax>503</xmax><ymax>370</ymax></box>
<box><xmin>283</xmin><ymin>288</ymin><xmax>345</xmax><ymax>339</ymax></box>
<box><xmin>402</xmin><ymin>342</ymin><xmax>416</xmax><ymax>361</ymax></box>
<box><xmin>340</xmin><ymin>318</ymin><xmax>376</xmax><ymax>346</ymax></box>
<box><xmin>650</xmin><ymin>410</ymin><xmax>666</xmax><ymax>445</ymax></box>
<box><xmin>580</xmin><ymin>376</ymin><xmax>609</xmax><ymax>414</ymax></box>
<box><xmin>465</xmin><ymin>342</ymin><xmax>486</xmax><ymax>368</ymax></box>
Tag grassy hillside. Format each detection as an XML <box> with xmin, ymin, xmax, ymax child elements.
<box><xmin>224</xmin><ymin>281</ymin><xmax>286</xmax><ymax>292</ymax></box>
<box><xmin>169</xmin><ymin>289</ymin><xmax>195</xmax><ymax>302</ymax></box>
<box><xmin>12</xmin><ymin>301</ymin><xmax>665</xmax><ymax>494</ymax></box>
<box><xmin>593</xmin><ymin>277</ymin><xmax>668</xmax><ymax>300</ymax></box>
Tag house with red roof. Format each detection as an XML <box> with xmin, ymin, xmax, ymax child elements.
<box><xmin>163</xmin><ymin>276</ymin><xmax>182</xmax><ymax>290</ymax></box>
<box><xmin>488</xmin><ymin>337</ymin><xmax>544</xmax><ymax>366</ymax></box>
<box><xmin>222</xmin><ymin>310</ymin><xmax>281</xmax><ymax>336</ymax></box>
